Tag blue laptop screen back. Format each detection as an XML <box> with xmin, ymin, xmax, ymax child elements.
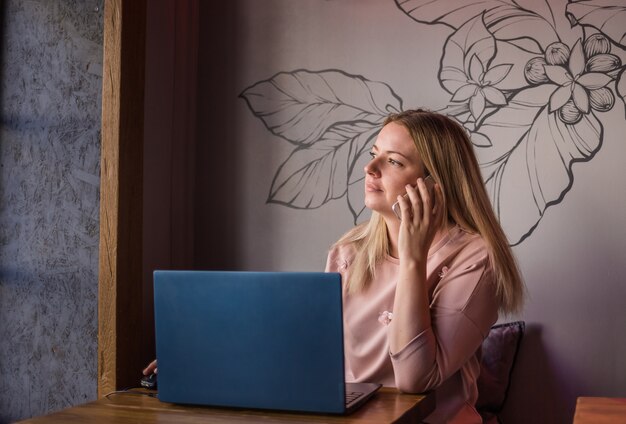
<box><xmin>154</xmin><ymin>271</ymin><xmax>346</xmax><ymax>413</ymax></box>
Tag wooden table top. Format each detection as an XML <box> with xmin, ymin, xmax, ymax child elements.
<box><xmin>573</xmin><ymin>397</ymin><xmax>626</xmax><ymax>424</ymax></box>
<box><xmin>19</xmin><ymin>387</ymin><xmax>435</xmax><ymax>424</ymax></box>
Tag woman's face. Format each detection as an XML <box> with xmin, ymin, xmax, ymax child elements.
<box><xmin>364</xmin><ymin>122</ymin><xmax>428</xmax><ymax>217</ymax></box>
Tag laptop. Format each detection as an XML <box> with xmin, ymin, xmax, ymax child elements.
<box><xmin>153</xmin><ymin>270</ymin><xmax>381</xmax><ymax>414</ymax></box>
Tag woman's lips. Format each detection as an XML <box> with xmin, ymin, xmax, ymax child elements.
<box><xmin>365</xmin><ymin>182</ymin><xmax>382</xmax><ymax>192</ymax></box>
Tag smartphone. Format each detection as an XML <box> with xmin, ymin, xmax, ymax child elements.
<box><xmin>140</xmin><ymin>373</ymin><xmax>157</xmax><ymax>389</ymax></box>
<box><xmin>392</xmin><ymin>175</ymin><xmax>435</xmax><ymax>221</ymax></box>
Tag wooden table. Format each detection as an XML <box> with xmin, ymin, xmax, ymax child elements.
<box><xmin>19</xmin><ymin>388</ymin><xmax>435</xmax><ymax>423</ymax></box>
<box><xmin>573</xmin><ymin>397</ymin><xmax>626</xmax><ymax>424</ymax></box>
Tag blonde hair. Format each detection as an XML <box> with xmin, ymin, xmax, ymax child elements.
<box><xmin>334</xmin><ymin>109</ymin><xmax>524</xmax><ymax>314</ymax></box>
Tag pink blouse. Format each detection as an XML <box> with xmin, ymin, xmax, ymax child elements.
<box><xmin>325</xmin><ymin>226</ymin><xmax>498</xmax><ymax>423</ymax></box>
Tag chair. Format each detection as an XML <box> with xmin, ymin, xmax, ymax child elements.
<box><xmin>476</xmin><ymin>321</ymin><xmax>525</xmax><ymax>424</ymax></box>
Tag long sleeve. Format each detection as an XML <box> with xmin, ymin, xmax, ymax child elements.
<box><xmin>390</xmin><ymin>253</ymin><xmax>498</xmax><ymax>393</ymax></box>
<box><xmin>330</xmin><ymin>226</ymin><xmax>499</xmax><ymax>423</ymax></box>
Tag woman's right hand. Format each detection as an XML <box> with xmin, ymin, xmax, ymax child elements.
<box><xmin>396</xmin><ymin>178</ymin><xmax>444</xmax><ymax>265</ymax></box>
<box><xmin>143</xmin><ymin>359</ymin><xmax>157</xmax><ymax>375</ymax></box>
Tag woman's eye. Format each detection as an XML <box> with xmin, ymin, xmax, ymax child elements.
<box><xmin>368</xmin><ymin>152</ymin><xmax>376</xmax><ymax>159</ymax></box>
<box><xmin>388</xmin><ymin>158</ymin><xmax>403</xmax><ymax>167</ymax></box>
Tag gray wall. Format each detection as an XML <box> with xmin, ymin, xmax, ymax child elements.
<box><xmin>1</xmin><ymin>1</ymin><xmax>625</xmax><ymax>423</ymax></box>
<box><xmin>0</xmin><ymin>1</ymin><xmax>103</xmax><ymax>422</ymax></box>
<box><xmin>197</xmin><ymin>1</ymin><xmax>626</xmax><ymax>423</ymax></box>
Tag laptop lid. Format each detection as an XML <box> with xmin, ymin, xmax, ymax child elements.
<box><xmin>154</xmin><ymin>270</ymin><xmax>353</xmax><ymax>414</ymax></box>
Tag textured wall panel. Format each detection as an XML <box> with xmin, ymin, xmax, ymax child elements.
<box><xmin>0</xmin><ymin>1</ymin><xmax>103</xmax><ymax>422</ymax></box>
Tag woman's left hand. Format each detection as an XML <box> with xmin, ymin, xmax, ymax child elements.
<box><xmin>395</xmin><ymin>177</ymin><xmax>445</xmax><ymax>265</ymax></box>
<box><xmin>143</xmin><ymin>359</ymin><xmax>157</xmax><ymax>375</ymax></box>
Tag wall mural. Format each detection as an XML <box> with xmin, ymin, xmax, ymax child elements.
<box><xmin>241</xmin><ymin>0</ymin><xmax>626</xmax><ymax>245</ymax></box>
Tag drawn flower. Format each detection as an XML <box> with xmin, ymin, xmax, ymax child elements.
<box><xmin>240</xmin><ymin>69</ymin><xmax>401</xmax><ymax>223</ymax></box>
<box><xmin>242</xmin><ymin>0</ymin><xmax>626</xmax><ymax>245</ymax></box>
<box><xmin>438</xmin><ymin>266</ymin><xmax>449</xmax><ymax>279</ymax></box>
<box><xmin>378</xmin><ymin>311</ymin><xmax>393</xmax><ymax>326</ymax></box>
<box><xmin>524</xmin><ymin>57</ymin><xmax>549</xmax><ymax>85</ymax></box>
<box><xmin>450</xmin><ymin>54</ymin><xmax>511</xmax><ymax>120</ymax></box>
<box><xmin>584</xmin><ymin>33</ymin><xmax>611</xmax><ymax>57</ymax></box>
<box><xmin>338</xmin><ymin>260</ymin><xmax>348</xmax><ymax>271</ymax></box>
<box><xmin>544</xmin><ymin>39</ymin><xmax>614</xmax><ymax>123</ymax></box>
<box><xmin>589</xmin><ymin>87</ymin><xmax>615</xmax><ymax>112</ymax></box>
<box><xmin>558</xmin><ymin>99</ymin><xmax>583</xmax><ymax>124</ymax></box>
<box><xmin>545</xmin><ymin>42</ymin><xmax>570</xmax><ymax>66</ymax></box>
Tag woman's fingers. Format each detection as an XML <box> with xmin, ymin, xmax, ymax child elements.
<box><xmin>397</xmin><ymin>193</ymin><xmax>412</xmax><ymax>221</ymax></box>
<box><xmin>143</xmin><ymin>359</ymin><xmax>157</xmax><ymax>375</ymax></box>
<box><xmin>398</xmin><ymin>177</ymin><xmax>438</xmax><ymax>226</ymax></box>
<box><xmin>432</xmin><ymin>183</ymin><xmax>445</xmax><ymax>225</ymax></box>
<box><xmin>408</xmin><ymin>178</ymin><xmax>434</xmax><ymax>225</ymax></box>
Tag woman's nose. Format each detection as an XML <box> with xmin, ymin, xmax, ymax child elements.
<box><xmin>364</xmin><ymin>158</ymin><xmax>379</xmax><ymax>176</ymax></box>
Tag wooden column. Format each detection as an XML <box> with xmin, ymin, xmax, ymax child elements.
<box><xmin>98</xmin><ymin>0</ymin><xmax>146</xmax><ymax>397</ymax></box>
<box><xmin>141</xmin><ymin>0</ymin><xmax>199</xmax><ymax>371</ymax></box>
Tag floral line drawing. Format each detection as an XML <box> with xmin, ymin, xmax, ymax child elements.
<box><xmin>241</xmin><ymin>0</ymin><xmax>626</xmax><ymax>245</ymax></box>
<box><xmin>240</xmin><ymin>69</ymin><xmax>403</xmax><ymax>219</ymax></box>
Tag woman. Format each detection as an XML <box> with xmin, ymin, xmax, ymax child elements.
<box><xmin>326</xmin><ymin>109</ymin><xmax>524</xmax><ymax>423</ymax></box>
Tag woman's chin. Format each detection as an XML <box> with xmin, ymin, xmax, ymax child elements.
<box><xmin>363</xmin><ymin>198</ymin><xmax>379</xmax><ymax>211</ymax></box>
<box><xmin>364</xmin><ymin>199</ymin><xmax>390</xmax><ymax>215</ymax></box>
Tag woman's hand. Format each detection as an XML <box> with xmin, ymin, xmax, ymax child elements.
<box><xmin>395</xmin><ymin>177</ymin><xmax>445</xmax><ymax>265</ymax></box>
<box><xmin>389</xmin><ymin>178</ymin><xmax>444</xmax><ymax>354</ymax></box>
<box><xmin>143</xmin><ymin>359</ymin><xmax>157</xmax><ymax>375</ymax></box>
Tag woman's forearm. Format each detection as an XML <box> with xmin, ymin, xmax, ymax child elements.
<box><xmin>388</xmin><ymin>259</ymin><xmax>431</xmax><ymax>354</ymax></box>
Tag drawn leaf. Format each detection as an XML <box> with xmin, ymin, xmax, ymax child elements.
<box><xmin>484</xmin><ymin>64</ymin><xmax>513</xmax><ymax>85</ymax></box>
<box><xmin>471</xmin><ymin>132</ymin><xmax>493</xmax><ymax>147</ymax></box>
<box><xmin>483</xmin><ymin>87</ymin><xmax>507</xmax><ymax>105</ymax></box>
<box><xmin>440</xmin><ymin>15</ymin><xmax>496</xmax><ymax>95</ymax></box>
<box><xmin>475</xmin><ymin>86</ymin><xmax>602</xmax><ymax>244</ymax></box>
<box><xmin>347</xmin><ymin>124</ymin><xmax>380</xmax><ymax>185</ymax></box>
<box><xmin>566</xmin><ymin>1</ymin><xmax>626</xmax><ymax>47</ymax></box>
<box><xmin>268</xmin><ymin>122</ymin><xmax>379</xmax><ymax>210</ymax></box>
<box><xmin>452</xmin><ymin>85</ymin><xmax>478</xmax><ymax>102</ymax></box>
<box><xmin>396</xmin><ymin>0</ymin><xmax>520</xmax><ymax>29</ymax></box>
<box><xmin>486</xmin><ymin>4</ymin><xmax>559</xmax><ymax>50</ymax></box>
<box><xmin>395</xmin><ymin>0</ymin><xmax>558</xmax><ymax>48</ymax></box>
<box><xmin>549</xmin><ymin>86</ymin><xmax>572</xmax><ymax>112</ymax></box>
<box><xmin>240</xmin><ymin>70</ymin><xmax>402</xmax><ymax>145</ymax></box>
<box><xmin>347</xmin><ymin>179</ymin><xmax>368</xmax><ymax>224</ymax></box>
<box><xmin>439</xmin><ymin>103</ymin><xmax>471</xmax><ymax>117</ymax></box>
<box><xmin>470</xmin><ymin>91</ymin><xmax>487</xmax><ymax>119</ymax></box>
<box><xmin>617</xmin><ymin>68</ymin><xmax>626</xmax><ymax>118</ymax></box>
<box><xmin>476</xmin><ymin>85</ymin><xmax>557</xmax><ymax>174</ymax></box>
<box><xmin>346</xmin><ymin>126</ymin><xmax>380</xmax><ymax>223</ymax></box>
<box><xmin>503</xmin><ymin>38</ymin><xmax>543</xmax><ymax>55</ymax></box>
